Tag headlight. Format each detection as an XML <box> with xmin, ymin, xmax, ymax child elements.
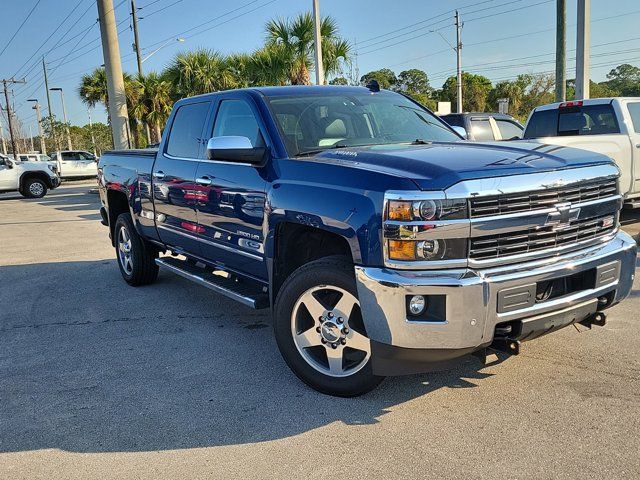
<box><xmin>47</xmin><ymin>164</ymin><xmax>56</xmax><ymax>174</ymax></box>
<box><xmin>387</xmin><ymin>199</ymin><xmax>467</xmax><ymax>221</ymax></box>
<box><xmin>388</xmin><ymin>238</ymin><xmax>467</xmax><ymax>261</ymax></box>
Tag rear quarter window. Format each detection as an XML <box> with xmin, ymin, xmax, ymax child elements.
<box><xmin>523</xmin><ymin>109</ymin><xmax>558</xmax><ymax>138</ymax></box>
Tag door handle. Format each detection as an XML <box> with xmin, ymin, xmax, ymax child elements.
<box><xmin>196</xmin><ymin>176</ymin><xmax>213</xmax><ymax>186</ymax></box>
<box><xmin>153</xmin><ymin>171</ymin><xmax>165</xmax><ymax>179</ymax></box>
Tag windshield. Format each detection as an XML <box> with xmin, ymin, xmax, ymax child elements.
<box><xmin>266</xmin><ymin>91</ymin><xmax>459</xmax><ymax>156</ymax></box>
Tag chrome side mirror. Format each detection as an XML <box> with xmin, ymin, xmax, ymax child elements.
<box><xmin>206</xmin><ymin>136</ymin><xmax>266</xmax><ymax>165</ymax></box>
<box><xmin>451</xmin><ymin>126</ymin><xmax>467</xmax><ymax>139</ymax></box>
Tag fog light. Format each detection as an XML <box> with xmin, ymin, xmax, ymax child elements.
<box><xmin>408</xmin><ymin>295</ymin><xmax>426</xmax><ymax>315</ymax></box>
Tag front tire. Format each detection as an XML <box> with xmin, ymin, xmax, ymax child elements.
<box><xmin>274</xmin><ymin>257</ymin><xmax>384</xmax><ymax>397</ymax></box>
<box><xmin>114</xmin><ymin>213</ymin><xmax>159</xmax><ymax>286</ymax></box>
<box><xmin>22</xmin><ymin>178</ymin><xmax>48</xmax><ymax>198</ymax></box>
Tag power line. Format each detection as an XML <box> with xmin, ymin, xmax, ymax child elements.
<box><xmin>12</xmin><ymin>0</ymin><xmax>88</xmax><ymax>78</ymax></box>
<box><xmin>0</xmin><ymin>0</ymin><xmax>43</xmax><ymax>59</ymax></box>
<box><xmin>139</xmin><ymin>0</ymin><xmax>183</xmax><ymax>19</ymax></box>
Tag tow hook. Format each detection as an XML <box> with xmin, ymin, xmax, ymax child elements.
<box><xmin>578</xmin><ymin>311</ymin><xmax>607</xmax><ymax>329</ymax></box>
<box><xmin>490</xmin><ymin>338</ymin><xmax>521</xmax><ymax>356</ymax></box>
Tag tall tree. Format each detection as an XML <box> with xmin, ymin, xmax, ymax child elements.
<box><xmin>605</xmin><ymin>64</ymin><xmax>640</xmax><ymax>96</ymax></box>
<box><xmin>134</xmin><ymin>72</ymin><xmax>174</xmax><ymax>142</ymax></box>
<box><xmin>265</xmin><ymin>13</ymin><xmax>351</xmax><ymax>85</ymax></box>
<box><xmin>163</xmin><ymin>49</ymin><xmax>238</xmax><ymax>98</ymax></box>
<box><xmin>360</xmin><ymin>69</ymin><xmax>397</xmax><ymax>89</ymax></box>
<box><xmin>441</xmin><ymin>72</ymin><xmax>492</xmax><ymax>112</ymax></box>
<box><xmin>397</xmin><ymin>69</ymin><xmax>431</xmax><ymax>96</ymax></box>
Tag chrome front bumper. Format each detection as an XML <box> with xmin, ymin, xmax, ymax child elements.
<box><xmin>356</xmin><ymin>231</ymin><xmax>637</xmax><ymax>352</ymax></box>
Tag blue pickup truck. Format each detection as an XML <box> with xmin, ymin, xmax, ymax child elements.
<box><xmin>98</xmin><ymin>85</ymin><xmax>636</xmax><ymax>396</ymax></box>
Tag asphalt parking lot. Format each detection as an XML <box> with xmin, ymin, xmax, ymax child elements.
<box><xmin>1</xmin><ymin>181</ymin><xmax>639</xmax><ymax>480</ymax></box>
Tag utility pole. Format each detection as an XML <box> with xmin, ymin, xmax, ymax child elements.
<box><xmin>87</xmin><ymin>107</ymin><xmax>97</xmax><ymax>156</ymax></box>
<box><xmin>555</xmin><ymin>0</ymin><xmax>566</xmax><ymax>102</ymax></box>
<box><xmin>312</xmin><ymin>0</ymin><xmax>325</xmax><ymax>85</ymax></box>
<box><xmin>42</xmin><ymin>58</ymin><xmax>60</xmax><ymax>151</ymax></box>
<box><xmin>131</xmin><ymin>0</ymin><xmax>143</xmax><ymax>75</ymax></box>
<box><xmin>29</xmin><ymin>125</ymin><xmax>34</xmax><ymax>152</ymax></box>
<box><xmin>455</xmin><ymin>10</ymin><xmax>463</xmax><ymax>113</ymax></box>
<box><xmin>2</xmin><ymin>78</ymin><xmax>26</xmax><ymax>160</ymax></box>
<box><xmin>576</xmin><ymin>0</ymin><xmax>590</xmax><ymax>100</ymax></box>
<box><xmin>50</xmin><ymin>88</ymin><xmax>72</xmax><ymax>150</ymax></box>
<box><xmin>97</xmin><ymin>0</ymin><xmax>131</xmax><ymax>149</ymax></box>
<box><xmin>28</xmin><ymin>99</ymin><xmax>46</xmax><ymax>154</ymax></box>
<box><xmin>0</xmin><ymin>117</ymin><xmax>7</xmax><ymax>155</ymax></box>
<box><xmin>131</xmin><ymin>0</ymin><xmax>151</xmax><ymax>145</ymax></box>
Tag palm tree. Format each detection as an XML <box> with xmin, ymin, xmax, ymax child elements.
<box><xmin>163</xmin><ymin>49</ymin><xmax>238</xmax><ymax>98</ymax></box>
<box><xmin>135</xmin><ymin>72</ymin><xmax>173</xmax><ymax>142</ymax></box>
<box><xmin>265</xmin><ymin>13</ymin><xmax>351</xmax><ymax>85</ymax></box>
<box><xmin>79</xmin><ymin>67</ymin><xmax>109</xmax><ymax>108</ymax></box>
<box><xmin>245</xmin><ymin>45</ymin><xmax>290</xmax><ymax>86</ymax></box>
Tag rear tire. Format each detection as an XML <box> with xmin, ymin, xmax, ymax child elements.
<box><xmin>22</xmin><ymin>178</ymin><xmax>48</xmax><ymax>198</ymax></box>
<box><xmin>114</xmin><ymin>213</ymin><xmax>159</xmax><ymax>286</ymax></box>
<box><xmin>274</xmin><ymin>257</ymin><xmax>384</xmax><ymax>397</ymax></box>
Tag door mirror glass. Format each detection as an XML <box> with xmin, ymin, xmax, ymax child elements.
<box><xmin>5</xmin><ymin>159</ymin><xmax>14</xmax><ymax>168</ymax></box>
<box><xmin>451</xmin><ymin>126</ymin><xmax>467</xmax><ymax>139</ymax></box>
<box><xmin>206</xmin><ymin>136</ymin><xmax>266</xmax><ymax>164</ymax></box>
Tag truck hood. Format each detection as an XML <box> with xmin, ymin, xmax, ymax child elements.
<box><xmin>16</xmin><ymin>161</ymin><xmax>56</xmax><ymax>176</ymax></box>
<box><xmin>309</xmin><ymin>141</ymin><xmax>615</xmax><ymax>190</ymax></box>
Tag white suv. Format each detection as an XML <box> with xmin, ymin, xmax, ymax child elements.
<box><xmin>0</xmin><ymin>154</ymin><xmax>61</xmax><ymax>198</ymax></box>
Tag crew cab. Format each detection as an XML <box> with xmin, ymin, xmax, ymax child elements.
<box><xmin>98</xmin><ymin>86</ymin><xmax>636</xmax><ymax>397</ymax></box>
<box><xmin>49</xmin><ymin>150</ymin><xmax>98</xmax><ymax>179</ymax></box>
<box><xmin>0</xmin><ymin>153</ymin><xmax>60</xmax><ymax>198</ymax></box>
<box><xmin>523</xmin><ymin>98</ymin><xmax>640</xmax><ymax>206</ymax></box>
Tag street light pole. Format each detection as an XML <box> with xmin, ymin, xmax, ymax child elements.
<box><xmin>575</xmin><ymin>0</ymin><xmax>591</xmax><ymax>99</ymax></box>
<box><xmin>28</xmin><ymin>99</ymin><xmax>46</xmax><ymax>154</ymax></box>
<box><xmin>87</xmin><ymin>107</ymin><xmax>97</xmax><ymax>156</ymax></box>
<box><xmin>42</xmin><ymin>57</ymin><xmax>60</xmax><ymax>151</ymax></box>
<box><xmin>141</xmin><ymin>38</ymin><xmax>185</xmax><ymax>64</ymax></box>
<box><xmin>312</xmin><ymin>0</ymin><xmax>324</xmax><ymax>85</ymax></box>
<box><xmin>51</xmin><ymin>88</ymin><xmax>72</xmax><ymax>150</ymax></box>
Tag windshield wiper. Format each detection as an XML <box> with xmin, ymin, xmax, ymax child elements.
<box><xmin>411</xmin><ymin>139</ymin><xmax>432</xmax><ymax>145</ymax></box>
<box><xmin>295</xmin><ymin>144</ymin><xmax>352</xmax><ymax>157</ymax></box>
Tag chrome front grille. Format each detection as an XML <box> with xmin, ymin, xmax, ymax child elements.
<box><xmin>470</xmin><ymin>213</ymin><xmax>617</xmax><ymax>260</ymax></box>
<box><xmin>469</xmin><ymin>179</ymin><xmax>618</xmax><ymax>218</ymax></box>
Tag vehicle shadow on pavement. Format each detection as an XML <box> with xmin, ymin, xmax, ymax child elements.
<box><xmin>0</xmin><ymin>259</ymin><xmax>498</xmax><ymax>454</ymax></box>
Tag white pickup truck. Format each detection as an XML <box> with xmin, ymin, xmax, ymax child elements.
<box><xmin>523</xmin><ymin>98</ymin><xmax>640</xmax><ymax>207</ymax></box>
<box><xmin>0</xmin><ymin>154</ymin><xmax>60</xmax><ymax>198</ymax></box>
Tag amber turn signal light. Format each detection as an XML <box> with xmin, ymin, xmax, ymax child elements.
<box><xmin>388</xmin><ymin>240</ymin><xmax>416</xmax><ymax>260</ymax></box>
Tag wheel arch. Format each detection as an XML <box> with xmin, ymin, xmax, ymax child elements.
<box><xmin>19</xmin><ymin>171</ymin><xmax>54</xmax><ymax>190</ymax></box>
<box><xmin>268</xmin><ymin>221</ymin><xmax>355</xmax><ymax>306</ymax></box>
<box><xmin>106</xmin><ymin>187</ymin><xmax>134</xmax><ymax>246</ymax></box>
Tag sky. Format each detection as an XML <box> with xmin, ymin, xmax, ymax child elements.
<box><xmin>1</xmin><ymin>0</ymin><xmax>640</xmax><ymax>135</ymax></box>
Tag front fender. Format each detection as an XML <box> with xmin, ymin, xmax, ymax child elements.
<box><xmin>265</xmin><ymin>181</ymin><xmax>385</xmax><ymax>266</ymax></box>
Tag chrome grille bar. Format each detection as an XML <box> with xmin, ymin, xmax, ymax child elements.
<box><xmin>470</xmin><ymin>179</ymin><xmax>617</xmax><ymax>218</ymax></box>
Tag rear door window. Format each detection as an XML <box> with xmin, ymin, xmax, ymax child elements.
<box><xmin>166</xmin><ymin>101</ymin><xmax>211</xmax><ymax>158</ymax></box>
<box><xmin>627</xmin><ymin>102</ymin><xmax>640</xmax><ymax>133</ymax></box>
<box><xmin>557</xmin><ymin>104</ymin><xmax>619</xmax><ymax>136</ymax></box>
<box><xmin>469</xmin><ymin>118</ymin><xmax>494</xmax><ymax>141</ymax></box>
<box><xmin>495</xmin><ymin>119</ymin><xmax>523</xmax><ymax>140</ymax></box>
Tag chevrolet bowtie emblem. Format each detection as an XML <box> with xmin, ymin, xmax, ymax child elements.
<box><xmin>545</xmin><ymin>202</ymin><xmax>580</xmax><ymax>229</ymax></box>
